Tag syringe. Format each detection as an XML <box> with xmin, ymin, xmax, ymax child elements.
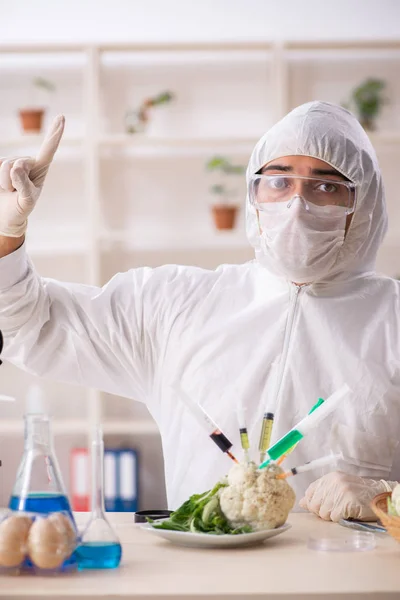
<box><xmin>236</xmin><ymin>402</ymin><xmax>250</xmax><ymax>463</ymax></box>
<box><xmin>276</xmin><ymin>453</ymin><xmax>342</xmax><ymax>479</ymax></box>
<box><xmin>171</xmin><ymin>385</ymin><xmax>239</xmax><ymax>464</ymax></box>
<box><xmin>259</xmin><ymin>384</ymin><xmax>350</xmax><ymax>469</ymax></box>
<box><xmin>258</xmin><ymin>412</ymin><xmax>274</xmax><ymax>464</ymax></box>
<box><xmin>276</xmin><ymin>398</ymin><xmax>324</xmax><ymax>466</ymax></box>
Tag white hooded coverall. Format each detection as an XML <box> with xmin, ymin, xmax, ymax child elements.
<box><xmin>0</xmin><ymin>101</ymin><xmax>399</xmax><ymax>510</ymax></box>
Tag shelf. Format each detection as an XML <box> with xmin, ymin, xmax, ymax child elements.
<box><xmin>0</xmin><ymin>40</ymin><xmax>398</xmax><ymax>54</ymax></box>
<box><xmin>99</xmin><ymin>134</ymin><xmax>257</xmax><ymax>146</ymax></box>
<box><xmin>0</xmin><ymin>42</ymin><xmax>274</xmax><ymax>54</ymax></box>
<box><xmin>0</xmin><ymin>135</ymin><xmax>84</xmax><ymax>148</ymax></box>
<box><xmin>285</xmin><ymin>40</ymin><xmax>400</xmax><ymax>52</ymax></box>
<box><xmin>0</xmin><ymin>44</ymin><xmax>88</xmax><ymax>54</ymax></box>
<box><xmin>0</xmin><ymin>418</ymin><xmax>159</xmax><ymax>435</ymax></box>
<box><xmin>98</xmin><ymin>135</ymin><xmax>257</xmax><ymax>157</ymax></box>
<box><xmin>100</xmin><ymin>227</ymin><xmax>249</xmax><ymax>251</ymax></box>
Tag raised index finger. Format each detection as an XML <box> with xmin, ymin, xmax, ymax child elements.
<box><xmin>35</xmin><ymin>114</ymin><xmax>66</xmax><ymax>167</ymax></box>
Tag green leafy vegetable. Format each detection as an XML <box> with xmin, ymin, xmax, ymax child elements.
<box><xmin>149</xmin><ymin>481</ymin><xmax>252</xmax><ymax>536</ymax></box>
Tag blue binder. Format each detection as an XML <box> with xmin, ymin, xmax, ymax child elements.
<box><xmin>104</xmin><ymin>447</ymin><xmax>139</xmax><ymax>512</ymax></box>
<box><xmin>117</xmin><ymin>448</ymin><xmax>139</xmax><ymax>512</ymax></box>
<box><xmin>104</xmin><ymin>448</ymin><xmax>118</xmax><ymax>512</ymax></box>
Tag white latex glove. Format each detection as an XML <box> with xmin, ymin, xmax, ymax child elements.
<box><xmin>299</xmin><ymin>471</ymin><xmax>397</xmax><ymax>522</ymax></box>
<box><xmin>0</xmin><ymin>115</ymin><xmax>65</xmax><ymax>237</ymax></box>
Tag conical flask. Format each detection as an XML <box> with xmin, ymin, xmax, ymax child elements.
<box><xmin>9</xmin><ymin>411</ymin><xmax>74</xmax><ymax>520</ymax></box>
<box><xmin>76</xmin><ymin>428</ymin><xmax>122</xmax><ymax>569</ymax></box>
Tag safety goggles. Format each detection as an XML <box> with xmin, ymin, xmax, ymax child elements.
<box><xmin>249</xmin><ymin>174</ymin><xmax>356</xmax><ymax>215</ymax></box>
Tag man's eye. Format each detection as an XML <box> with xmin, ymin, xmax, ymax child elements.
<box><xmin>318</xmin><ymin>183</ymin><xmax>337</xmax><ymax>193</ymax></box>
<box><xmin>269</xmin><ymin>177</ymin><xmax>287</xmax><ymax>190</ymax></box>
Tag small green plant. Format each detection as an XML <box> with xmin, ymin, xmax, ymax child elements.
<box><xmin>344</xmin><ymin>78</ymin><xmax>387</xmax><ymax>131</ymax></box>
<box><xmin>143</xmin><ymin>91</ymin><xmax>174</xmax><ymax>108</ymax></box>
<box><xmin>206</xmin><ymin>156</ymin><xmax>245</xmax><ymax>175</ymax></box>
<box><xmin>125</xmin><ymin>90</ymin><xmax>174</xmax><ymax>134</ymax></box>
<box><xmin>206</xmin><ymin>156</ymin><xmax>245</xmax><ymax>204</ymax></box>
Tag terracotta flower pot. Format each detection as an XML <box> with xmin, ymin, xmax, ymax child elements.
<box><xmin>19</xmin><ymin>109</ymin><xmax>45</xmax><ymax>133</ymax></box>
<box><xmin>359</xmin><ymin>116</ymin><xmax>375</xmax><ymax>132</ymax></box>
<box><xmin>212</xmin><ymin>205</ymin><xmax>238</xmax><ymax>230</ymax></box>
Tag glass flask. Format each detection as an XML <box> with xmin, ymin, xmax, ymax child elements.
<box><xmin>76</xmin><ymin>429</ymin><xmax>122</xmax><ymax>569</ymax></box>
<box><xmin>9</xmin><ymin>413</ymin><xmax>74</xmax><ymax>519</ymax></box>
<box><xmin>9</xmin><ymin>411</ymin><xmax>77</xmax><ymax>571</ymax></box>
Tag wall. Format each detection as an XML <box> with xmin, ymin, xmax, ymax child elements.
<box><xmin>1</xmin><ymin>0</ymin><xmax>399</xmax><ymax>44</ymax></box>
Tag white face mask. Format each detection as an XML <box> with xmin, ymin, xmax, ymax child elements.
<box><xmin>256</xmin><ymin>196</ymin><xmax>347</xmax><ymax>283</ymax></box>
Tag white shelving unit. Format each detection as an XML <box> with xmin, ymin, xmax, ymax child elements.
<box><xmin>0</xmin><ymin>39</ymin><xmax>399</xmax><ymax>506</ymax></box>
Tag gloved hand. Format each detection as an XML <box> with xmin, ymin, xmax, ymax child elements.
<box><xmin>299</xmin><ymin>471</ymin><xmax>397</xmax><ymax>522</ymax></box>
<box><xmin>0</xmin><ymin>115</ymin><xmax>65</xmax><ymax>237</ymax></box>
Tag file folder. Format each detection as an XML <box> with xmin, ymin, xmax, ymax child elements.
<box><xmin>118</xmin><ymin>449</ymin><xmax>139</xmax><ymax>512</ymax></box>
<box><xmin>70</xmin><ymin>447</ymin><xmax>90</xmax><ymax>511</ymax></box>
<box><xmin>104</xmin><ymin>448</ymin><xmax>118</xmax><ymax>512</ymax></box>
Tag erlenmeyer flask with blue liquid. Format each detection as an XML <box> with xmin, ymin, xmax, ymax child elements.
<box><xmin>9</xmin><ymin>413</ymin><xmax>73</xmax><ymax>517</ymax></box>
<box><xmin>9</xmin><ymin>385</ymin><xmax>77</xmax><ymax>570</ymax></box>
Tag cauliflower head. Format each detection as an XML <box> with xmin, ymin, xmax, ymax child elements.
<box><xmin>390</xmin><ymin>483</ymin><xmax>400</xmax><ymax>516</ymax></box>
<box><xmin>220</xmin><ymin>462</ymin><xmax>295</xmax><ymax>531</ymax></box>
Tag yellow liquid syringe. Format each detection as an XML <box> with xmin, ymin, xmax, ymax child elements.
<box><xmin>236</xmin><ymin>402</ymin><xmax>251</xmax><ymax>462</ymax></box>
<box><xmin>239</xmin><ymin>427</ymin><xmax>250</xmax><ymax>462</ymax></box>
<box><xmin>258</xmin><ymin>412</ymin><xmax>274</xmax><ymax>464</ymax></box>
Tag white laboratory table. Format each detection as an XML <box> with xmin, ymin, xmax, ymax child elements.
<box><xmin>0</xmin><ymin>512</ymin><xmax>400</xmax><ymax>599</ymax></box>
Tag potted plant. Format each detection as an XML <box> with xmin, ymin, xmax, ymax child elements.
<box><xmin>124</xmin><ymin>91</ymin><xmax>174</xmax><ymax>134</ymax></box>
<box><xmin>344</xmin><ymin>78</ymin><xmax>387</xmax><ymax>131</ymax></box>
<box><xmin>206</xmin><ymin>156</ymin><xmax>245</xmax><ymax>230</ymax></box>
<box><xmin>19</xmin><ymin>77</ymin><xmax>56</xmax><ymax>134</ymax></box>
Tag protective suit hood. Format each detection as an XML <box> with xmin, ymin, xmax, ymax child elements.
<box><xmin>246</xmin><ymin>101</ymin><xmax>388</xmax><ymax>282</ymax></box>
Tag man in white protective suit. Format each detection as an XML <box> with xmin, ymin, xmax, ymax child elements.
<box><xmin>0</xmin><ymin>101</ymin><xmax>399</xmax><ymax>522</ymax></box>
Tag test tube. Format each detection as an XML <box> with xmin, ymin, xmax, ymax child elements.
<box><xmin>171</xmin><ymin>385</ymin><xmax>238</xmax><ymax>464</ymax></box>
<box><xmin>258</xmin><ymin>412</ymin><xmax>274</xmax><ymax>464</ymax></box>
<box><xmin>276</xmin><ymin>453</ymin><xmax>342</xmax><ymax>479</ymax></box>
<box><xmin>259</xmin><ymin>384</ymin><xmax>350</xmax><ymax>469</ymax></box>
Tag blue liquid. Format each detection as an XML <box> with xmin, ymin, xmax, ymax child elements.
<box><xmin>8</xmin><ymin>494</ymin><xmax>77</xmax><ymax>571</ymax></box>
<box><xmin>76</xmin><ymin>542</ymin><xmax>122</xmax><ymax>570</ymax></box>
<box><xmin>9</xmin><ymin>493</ymin><xmax>73</xmax><ymax>518</ymax></box>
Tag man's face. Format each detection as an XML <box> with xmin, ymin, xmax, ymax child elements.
<box><xmin>256</xmin><ymin>155</ymin><xmax>355</xmax><ymax>233</ymax></box>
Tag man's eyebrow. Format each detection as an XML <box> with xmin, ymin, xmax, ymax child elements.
<box><xmin>260</xmin><ymin>164</ymin><xmax>349</xmax><ymax>181</ymax></box>
<box><xmin>311</xmin><ymin>168</ymin><xmax>349</xmax><ymax>181</ymax></box>
<box><xmin>260</xmin><ymin>164</ymin><xmax>292</xmax><ymax>173</ymax></box>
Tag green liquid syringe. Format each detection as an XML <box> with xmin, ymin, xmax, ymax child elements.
<box><xmin>259</xmin><ymin>384</ymin><xmax>350</xmax><ymax>470</ymax></box>
<box><xmin>276</xmin><ymin>397</ymin><xmax>324</xmax><ymax>465</ymax></box>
